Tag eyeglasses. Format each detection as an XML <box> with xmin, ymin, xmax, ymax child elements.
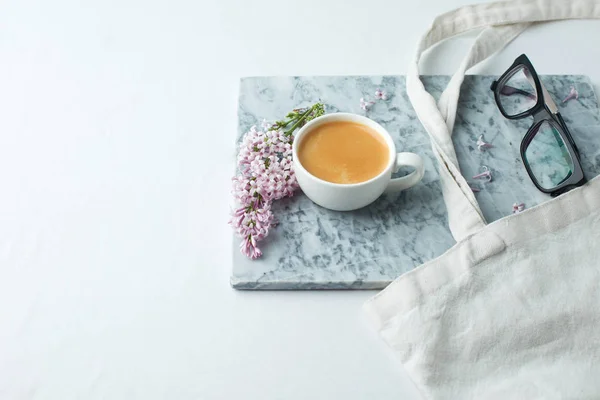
<box><xmin>490</xmin><ymin>54</ymin><xmax>586</xmax><ymax>196</ymax></box>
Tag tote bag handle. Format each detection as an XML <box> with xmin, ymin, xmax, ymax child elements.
<box><xmin>408</xmin><ymin>0</ymin><xmax>600</xmax><ymax>241</ymax></box>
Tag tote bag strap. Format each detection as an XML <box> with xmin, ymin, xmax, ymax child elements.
<box><xmin>408</xmin><ymin>0</ymin><xmax>600</xmax><ymax>241</ymax></box>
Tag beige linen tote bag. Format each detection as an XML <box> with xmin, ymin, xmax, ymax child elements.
<box><xmin>364</xmin><ymin>1</ymin><xmax>600</xmax><ymax>398</ymax></box>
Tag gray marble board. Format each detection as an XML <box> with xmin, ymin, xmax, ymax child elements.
<box><xmin>231</xmin><ymin>75</ymin><xmax>600</xmax><ymax>290</ymax></box>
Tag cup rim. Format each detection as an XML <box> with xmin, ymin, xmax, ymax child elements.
<box><xmin>292</xmin><ymin>112</ymin><xmax>396</xmax><ymax>188</ymax></box>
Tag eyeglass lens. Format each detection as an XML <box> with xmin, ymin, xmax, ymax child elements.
<box><xmin>498</xmin><ymin>66</ymin><xmax>538</xmax><ymax>117</ymax></box>
<box><xmin>523</xmin><ymin>120</ymin><xmax>574</xmax><ymax>190</ymax></box>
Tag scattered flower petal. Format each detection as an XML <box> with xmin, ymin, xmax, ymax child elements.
<box><xmin>375</xmin><ymin>88</ymin><xmax>388</xmax><ymax>100</ymax></box>
<box><xmin>562</xmin><ymin>86</ymin><xmax>579</xmax><ymax>104</ymax></box>
<box><xmin>360</xmin><ymin>97</ymin><xmax>375</xmax><ymax>111</ymax></box>
<box><xmin>512</xmin><ymin>202</ymin><xmax>526</xmax><ymax>214</ymax></box>
<box><xmin>469</xmin><ymin>185</ymin><xmax>480</xmax><ymax>193</ymax></box>
<box><xmin>472</xmin><ymin>166</ymin><xmax>493</xmax><ymax>182</ymax></box>
<box><xmin>477</xmin><ymin>134</ymin><xmax>493</xmax><ymax>151</ymax></box>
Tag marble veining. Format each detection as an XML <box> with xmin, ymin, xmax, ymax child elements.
<box><xmin>232</xmin><ymin>75</ymin><xmax>600</xmax><ymax>290</ymax></box>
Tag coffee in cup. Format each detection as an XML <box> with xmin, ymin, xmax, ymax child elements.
<box><xmin>297</xmin><ymin>120</ymin><xmax>389</xmax><ymax>184</ymax></box>
<box><xmin>293</xmin><ymin>113</ymin><xmax>424</xmax><ymax>211</ymax></box>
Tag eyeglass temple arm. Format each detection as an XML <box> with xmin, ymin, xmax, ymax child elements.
<box><xmin>540</xmin><ymin>81</ymin><xmax>559</xmax><ymax>114</ymax></box>
<box><xmin>524</xmin><ymin>69</ymin><xmax>558</xmax><ymax>114</ymax></box>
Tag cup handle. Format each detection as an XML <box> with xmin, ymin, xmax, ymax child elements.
<box><xmin>384</xmin><ymin>152</ymin><xmax>425</xmax><ymax>193</ymax></box>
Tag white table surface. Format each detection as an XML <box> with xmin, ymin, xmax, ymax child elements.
<box><xmin>1</xmin><ymin>1</ymin><xmax>600</xmax><ymax>398</ymax></box>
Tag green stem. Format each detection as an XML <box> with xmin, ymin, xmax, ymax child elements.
<box><xmin>284</xmin><ymin>106</ymin><xmax>315</xmax><ymax>136</ymax></box>
<box><xmin>271</xmin><ymin>110</ymin><xmax>307</xmax><ymax>130</ymax></box>
<box><xmin>277</xmin><ymin>118</ymin><xmax>294</xmax><ymax>129</ymax></box>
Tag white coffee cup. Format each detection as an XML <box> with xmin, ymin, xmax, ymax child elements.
<box><xmin>292</xmin><ymin>113</ymin><xmax>425</xmax><ymax>211</ymax></box>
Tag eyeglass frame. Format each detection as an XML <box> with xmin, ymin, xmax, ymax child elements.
<box><xmin>490</xmin><ymin>54</ymin><xmax>586</xmax><ymax>196</ymax></box>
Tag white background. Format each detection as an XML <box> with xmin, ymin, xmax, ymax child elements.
<box><xmin>1</xmin><ymin>0</ymin><xmax>599</xmax><ymax>398</ymax></box>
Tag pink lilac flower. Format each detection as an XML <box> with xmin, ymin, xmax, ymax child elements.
<box><xmin>230</xmin><ymin>199</ymin><xmax>275</xmax><ymax>259</ymax></box>
<box><xmin>268</xmin><ymin>130</ymin><xmax>287</xmax><ymax>153</ymax></box>
<box><xmin>251</xmin><ymin>157</ymin><xmax>298</xmax><ymax>202</ymax></box>
<box><xmin>360</xmin><ymin>97</ymin><xmax>374</xmax><ymax>111</ymax></box>
<box><xmin>261</xmin><ymin>119</ymin><xmax>272</xmax><ymax>130</ymax></box>
<box><xmin>237</xmin><ymin>126</ymin><xmax>269</xmax><ymax>171</ymax></box>
<box><xmin>231</xmin><ymin>176</ymin><xmax>256</xmax><ymax>205</ymax></box>
<box><xmin>375</xmin><ymin>88</ymin><xmax>388</xmax><ymax>100</ymax></box>
<box><xmin>240</xmin><ymin>238</ymin><xmax>262</xmax><ymax>259</ymax></box>
<box><xmin>232</xmin><ymin>104</ymin><xmax>323</xmax><ymax>259</ymax></box>
<box><xmin>231</xmin><ymin>124</ymin><xmax>301</xmax><ymax>259</ymax></box>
